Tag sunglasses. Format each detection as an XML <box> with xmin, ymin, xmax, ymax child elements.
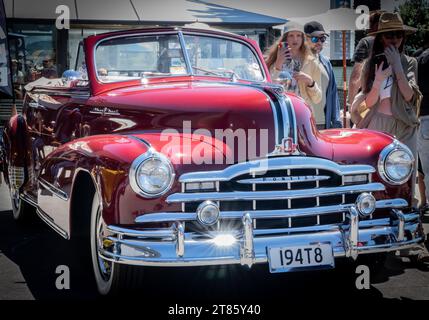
<box><xmin>383</xmin><ymin>31</ymin><xmax>404</xmax><ymax>39</ymax></box>
<box><xmin>310</xmin><ymin>36</ymin><xmax>327</xmax><ymax>44</ymax></box>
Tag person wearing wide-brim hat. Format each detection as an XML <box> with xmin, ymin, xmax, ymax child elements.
<box><xmin>352</xmin><ymin>12</ymin><xmax>429</xmax><ymax>264</ymax></box>
<box><xmin>348</xmin><ymin>10</ymin><xmax>386</xmax><ymax>113</ymax></box>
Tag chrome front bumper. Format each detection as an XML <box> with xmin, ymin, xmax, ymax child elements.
<box><xmin>99</xmin><ymin>205</ymin><xmax>424</xmax><ymax>268</ymax></box>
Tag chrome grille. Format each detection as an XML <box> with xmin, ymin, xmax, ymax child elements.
<box><xmin>162</xmin><ymin>157</ymin><xmax>385</xmax><ymax>232</ymax></box>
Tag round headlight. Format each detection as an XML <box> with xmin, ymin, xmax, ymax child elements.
<box><xmin>197</xmin><ymin>201</ymin><xmax>220</xmax><ymax>226</ymax></box>
<box><xmin>356</xmin><ymin>193</ymin><xmax>376</xmax><ymax>217</ymax></box>
<box><xmin>378</xmin><ymin>141</ymin><xmax>414</xmax><ymax>185</ymax></box>
<box><xmin>130</xmin><ymin>150</ymin><xmax>175</xmax><ymax>198</ymax></box>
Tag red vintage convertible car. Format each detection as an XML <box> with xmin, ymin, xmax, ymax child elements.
<box><xmin>0</xmin><ymin>26</ymin><xmax>424</xmax><ymax>295</ymax></box>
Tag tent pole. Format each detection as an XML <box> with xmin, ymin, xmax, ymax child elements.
<box><xmin>342</xmin><ymin>30</ymin><xmax>347</xmax><ymax>128</ymax></box>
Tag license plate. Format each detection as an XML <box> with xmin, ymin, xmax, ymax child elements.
<box><xmin>267</xmin><ymin>243</ymin><xmax>334</xmax><ymax>273</ymax></box>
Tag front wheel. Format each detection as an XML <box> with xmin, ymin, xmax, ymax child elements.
<box><xmin>90</xmin><ymin>193</ymin><xmax>144</xmax><ymax>296</ymax></box>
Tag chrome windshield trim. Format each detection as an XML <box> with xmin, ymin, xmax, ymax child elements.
<box><xmin>178</xmin><ymin>31</ymin><xmax>193</xmax><ymax>75</ymax></box>
<box><xmin>166</xmin><ymin>182</ymin><xmax>385</xmax><ymax>203</ymax></box>
<box><xmin>93</xmin><ymin>30</ymin><xmax>267</xmax><ymax>85</ymax></box>
<box><xmin>181</xmin><ymin>31</ymin><xmax>267</xmax><ymax>82</ymax></box>
<box><xmin>178</xmin><ymin>157</ymin><xmax>376</xmax><ymax>183</ymax></box>
<box><xmin>135</xmin><ymin>198</ymin><xmax>406</xmax><ymax>224</ymax></box>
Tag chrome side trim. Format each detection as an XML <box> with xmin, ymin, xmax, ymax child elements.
<box><xmin>135</xmin><ymin>198</ymin><xmax>408</xmax><ymax>223</ymax></box>
<box><xmin>36</xmin><ymin>208</ymin><xmax>69</xmax><ymax>239</ymax></box>
<box><xmin>38</xmin><ymin>178</ymin><xmax>68</xmax><ymax>201</ymax></box>
<box><xmin>166</xmin><ymin>182</ymin><xmax>385</xmax><ymax>203</ymax></box>
<box><xmin>177</xmin><ymin>157</ymin><xmax>376</xmax><ymax>183</ymax></box>
<box><xmin>20</xmin><ymin>193</ymin><xmax>38</xmax><ymax>207</ymax></box>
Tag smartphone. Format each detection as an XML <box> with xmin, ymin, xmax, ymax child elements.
<box><xmin>375</xmin><ymin>54</ymin><xmax>389</xmax><ymax>70</ymax></box>
<box><xmin>280</xmin><ymin>42</ymin><xmax>291</xmax><ymax>62</ymax></box>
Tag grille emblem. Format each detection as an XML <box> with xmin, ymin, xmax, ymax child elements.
<box><xmin>237</xmin><ymin>175</ymin><xmax>330</xmax><ymax>184</ymax></box>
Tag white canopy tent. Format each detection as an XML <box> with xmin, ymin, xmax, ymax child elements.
<box><xmin>4</xmin><ymin>0</ymin><xmax>287</xmax><ymax>26</ymax></box>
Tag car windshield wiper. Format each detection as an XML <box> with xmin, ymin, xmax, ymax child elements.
<box><xmin>191</xmin><ymin>66</ymin><xmax>224</xmax><ymax>77</ymax></box>
<box><xmin>191</xmin><ymin>66</ymin><xmax>240</xmax><ymax>82</ymax></box>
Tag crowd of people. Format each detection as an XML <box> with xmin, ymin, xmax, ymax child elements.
<box><xmin>10</xmin><ymin>54</ymin><xmax>58</xmax><ymax>99</ymax></box>
<box><xmin>265</xmin><ymin>11</ymin><xmax>429</xmax><ymax>264</ymax></box>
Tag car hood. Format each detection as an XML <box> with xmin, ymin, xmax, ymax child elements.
<box><xmin>89</xmin><ymin>80</ymin><xmax>279</xmax><ymax>161</ymax></box>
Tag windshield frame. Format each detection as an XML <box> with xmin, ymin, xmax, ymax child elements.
<box><xmin>93</xmin><ymin>30</ymin><xmax>267</xmax><ymax>84</ymax></box>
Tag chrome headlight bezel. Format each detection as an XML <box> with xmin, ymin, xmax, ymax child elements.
<box><xmin>130</xmin><ymin>149</ymin><xmax>175</xmax><ymax>198</ymax></box>
<box><xmin>377</xmin><ymin>140</ymin><xmax>414</xmax><ymax>186</ymax></box>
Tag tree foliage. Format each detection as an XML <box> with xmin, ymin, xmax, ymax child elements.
<box><xmin>397</xmin><ymin>0</ymin><xmax>429</xmax><ymax>53</ymax></box>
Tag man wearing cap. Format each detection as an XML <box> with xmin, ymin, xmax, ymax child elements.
<box><xmin>304</xmin><ymin>21</ymin><xmax>341</xmax><ymax>129</ymax></box>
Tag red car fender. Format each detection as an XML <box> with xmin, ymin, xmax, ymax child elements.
<box><xmin>41</xmin><ymin>132</ymin><xmax>232</xmax><ymax>233</ymax></box>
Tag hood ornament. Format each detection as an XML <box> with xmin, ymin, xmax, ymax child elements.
<box><xmin>270</xmin><ymin>137</ymin><xmax>300</xmax><ymax>156</ymax></box>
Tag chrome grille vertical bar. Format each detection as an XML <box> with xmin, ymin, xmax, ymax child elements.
<box><xmin>252</xmin><ymin>172</ymin><xmax>256</xmax><ymax>210</ymax></box>
<box><xmin>181</xmin><ymin>183</ymin><xmax>185</xmax><ymax>212</ymax></box>
<box><xmin>347</xmin><ymin>206</ymin><xmax>359</xmax><ymax>260</ymax></box>
<box><xmin>316</xmin><ymin>169</ymin><xmax>320</xmax><ymax>188</ymax></box>
<box><xmin>215</xmin><ymin>181</ymin><xmax>220</xmax><ymax>210</ymax></box>
<box><xmin>393</xmin><ymin>209</ymin><xmax>405</xmax><ymax>241</ymax></box>
<box><xmin>240</xmin><ymin>213</ymin><xmax>254</xmax><ymax>267</ymax></box>
<box><xmin>176</xmin><ymin>222</ymin><xmax>185</xmax><ymax>257</ymax></box>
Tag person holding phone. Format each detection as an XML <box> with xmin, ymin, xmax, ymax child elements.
<box><xmin>352</xmin><ymin>12</ymin><xmax>428</xmax><ymax>264</ymax></box>
<box><xmin>265</xmin><ymin>22</ymin><xmax>322</xmax><ymax>111</ymax></box>
<box><xmin>353</xmin><ymin>12</ymin><xmax>421</xmax><ymax>156</ymax></box>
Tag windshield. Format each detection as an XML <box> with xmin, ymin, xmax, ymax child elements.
<box><xmin>95</xmin><ymin>34</ymin><xmax>188</xmax><ymax>82</ymax></box>
<box><xmin>184</xmin><ymin>35</ymin><xmax>263</xmax><ymax>82</ymax></box>
<box><xmin>95</xmin><ymin>32</ymin><xmax>264</xmax><ymax>83</ymax></box>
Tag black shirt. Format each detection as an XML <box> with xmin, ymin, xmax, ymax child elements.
<box><xmin>353</xmin><ymin>36</ymin><xmax>374</xmax><ymax>63</ymax></box>
<box><xmin>418</xmin><ymin>48</ymin><xmax>429</xmax><ymax>117</ymax></box>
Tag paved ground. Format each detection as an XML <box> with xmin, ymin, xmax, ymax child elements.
<box><xmin>0</xmin><ymin>181</ymin><xmax>428</xmax><ymax>301</ymax></box>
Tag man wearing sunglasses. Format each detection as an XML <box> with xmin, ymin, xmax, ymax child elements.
<box><xmin>304</xmin><ymin>21</ymin><xmax>342</xmax><ymax>130</ymax></box>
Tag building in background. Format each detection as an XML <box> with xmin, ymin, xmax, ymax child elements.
<box><xmin>0</xmin><ymin>0</ymin><xmax>411</xmax><ymax>122</ymax></box>
<box><xmin>2</xmin><ymin>0</ymin><xmax>286</xmax><ymax>91</ymax></box>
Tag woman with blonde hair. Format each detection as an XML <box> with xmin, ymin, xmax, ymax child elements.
<box><xmin>266</xmin><ymin>22</ymin><xmax>323</xmax><ymax>124</ymax></box>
